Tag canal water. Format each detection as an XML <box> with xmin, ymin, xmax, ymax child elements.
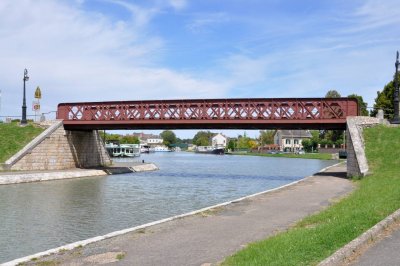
<box><xmin>0</xmin><ymin>153</ymin><xmax>336</xmax><ymax>263</ymax></box>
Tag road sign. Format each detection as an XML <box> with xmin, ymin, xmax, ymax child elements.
<box><xmin>33</xmin><ymin>102</ymin><xmax>40</xmax><ymax>111</ymax></box>
<box><xmin>34</xmin><ymin>86</ymin><xmax>42</xmax><ymax>99</ymax></box>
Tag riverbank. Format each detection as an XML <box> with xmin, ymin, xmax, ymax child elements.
<box><xmin>0</xmin><ymin>162</ymin><xmax>158</xmax><ymax>185</ymax></box>
<box><xmin>228</xmin><ymin>151</ymin><xmax>333</xmax><ymax>160</ymax></box>
<box><xmin>9</xmin><ymin>162</ymin><xmax>353</xmax><ymax>266</ymax></box>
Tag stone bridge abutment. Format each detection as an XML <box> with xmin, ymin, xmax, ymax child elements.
<box><xmin>346</xmin><ymin>116</ymin><xmax>386</xmax><ymax>177</ymax></box>
<box><xmin>3</xmin><ymin>120</ymin><xmax>111</xmax><ymax>171</ymax></box>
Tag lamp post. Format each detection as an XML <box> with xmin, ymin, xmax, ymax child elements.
<box><xmin>21</xmin><ymin>68</ymin><xmax>29</xmax><ymax>125</ymax></box>
<box><xmin>393</xmin><ymin>51</ymin><xmax>400</xmax><ymax>124</ymax></box>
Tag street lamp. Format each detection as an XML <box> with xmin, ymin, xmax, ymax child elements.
<box><xmin>392</xmin><ymin>51</ymin><xmax>400</xmax><ymax>124</ymax></box>
<box><xmin>21</xmin><ymin>68</ymin><xmax>29</xmax><ymax>125</ymax></box>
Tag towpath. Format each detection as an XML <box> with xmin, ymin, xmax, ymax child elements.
<box><xmin>23</xmin><ymin>163</ymin><xmax>353</xmax><ymax>266</ymax></box>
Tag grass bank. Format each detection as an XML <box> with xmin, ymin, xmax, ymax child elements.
<box><xmin>0</xmin><ymin>122</ymin><xmax>44</xmax><ymax>163</ymax></box>
<box><xmin>223</xmin><ymin>125</ymin><xmax>400</xmax><ymax>266</ymax></box>
<box><xmin>229</xmin><ymin>152</ymin><xmax>333</xmax><ymax>160</ymax></box>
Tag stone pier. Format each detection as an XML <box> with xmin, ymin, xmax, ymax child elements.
<box><xmin>3</xmin><ymin>120</ymin><xmax>111</xmax><ymax>171</ymax></box>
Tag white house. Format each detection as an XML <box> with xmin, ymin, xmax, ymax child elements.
<box><xmin>212</xmin><ymin>133</ymin><xmax>227</xmax><ymax>148</ymax></box>
<box><xmin>130</xmin><ymin>133</ymin><xmax>163</xmax><ymax>146</ymax></box>
<box><xmin>273</xmin><ymin>130</ymin><xmax>312</xmax><ymax>152</ymax></box>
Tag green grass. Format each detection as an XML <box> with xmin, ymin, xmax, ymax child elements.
<box><xmin>229</xmin><ymin>152</ymin><xmax>333</xmax><ymax>160</ymax></box>
<box><xmin>116</xmin><ymin>253</ymin><xmax>125</xmax><ymax>260</ymax></box>
<box><xmin>223</xmin><ymin>125</ymin><xmax>400</xmax><ymax>266</ymax></box>
<box><xmin>0</xmin><ymin>122</ymin><xmax>44</xmax><ymax>163</ymax></box>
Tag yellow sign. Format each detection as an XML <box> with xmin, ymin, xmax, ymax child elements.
<box><xmin>34</xmin><ymin>86</ymin><xmax>42</xmax><ymax>99</ymax></box>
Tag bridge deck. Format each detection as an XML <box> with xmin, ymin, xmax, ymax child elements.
<box><xmin>57</xmin><ymin>98</ymin><xmax>359</xmax><ymax>130</ymax></box>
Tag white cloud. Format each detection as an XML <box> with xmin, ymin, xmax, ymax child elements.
<box><xmin>168</xmin><ymin>0</ymin><xmax>187</xmax><ymax>10</ymax></box>
<box><xmin>105</xmin><ymin>0</ymin><xmax>159</xmax><ymax>28</ymax></box>
<box><xmin>205</xmin><ymin>1</ymin><xmax>400</xmax><ymax>106</ymax></box>
<box><xmin>354</xmin><ymin>0</ymin><xmax>400</xmax><ymax>26</ymax></box>
<box><xmin>1</xmin><ymin>0</ymin><xmax>398</xmax><ymax>131</ymax></box>
<box><xmin>339</xmin><ymin>0</ymin><xmax>400</xmax><ymax>34</ymax></box>
<box><xmin>186</xmin><ymin>12</ymin><xmax>230</xmax><ymax>33</ymax></box>
<box><xmin>0</xmin><ymin>0</ymin><xmax>227</xmax><ymax>118</ymax></box>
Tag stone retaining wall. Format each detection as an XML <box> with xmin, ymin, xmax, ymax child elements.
<box><xmin>4</xmin><ymin>120</ymin><xmax>111</xmax><ymax>171</ymax></box>
<box><xmin>346</xmin><ymin>116</ymin><xmax>384</xmax><ymax>177</ymax></box>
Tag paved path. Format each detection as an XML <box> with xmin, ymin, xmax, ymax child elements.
<box><xmin>351</xmin><ymin>222</ymin><xmax>400</xmax><ymax>266</ymax></box>
<box><xmin>27</xmin><ymin>163</ymin><xmax>353</xmax><ymax>266</ymax></box>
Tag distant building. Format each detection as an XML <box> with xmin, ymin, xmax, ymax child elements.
<box><xmin>274</xmin><ymin>130</ymin><xmax>312</xmax><ymax>152</ymax></box>
<box><xmin>129</xmin><ymin>133</ymin><xmax>163</xmax><ymax>146</ymax></box>
<box><xmin>212</xmin><ymin>133</ymin><xmax>227</xmax><ymax>148</ymax></box>
<box><xmin>187</xmin><ymin>144</ymin><xmax>196</xmax><ymax>151</ymax></box>
<box><xmin>147</xmin><ymin>138</ymin><xmax>163</xmax><ymax>145</ymax></box>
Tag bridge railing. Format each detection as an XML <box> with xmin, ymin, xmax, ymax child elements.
<box><xmin>57</xmin><ymin>98</ymin><xmax>358</xmax><ymax>121</ymax></box>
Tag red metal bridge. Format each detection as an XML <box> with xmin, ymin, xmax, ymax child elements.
<box><xmin>57</xmin><ymin>98</ymin><xmax>359</xmax><ymax>130</ymax></box>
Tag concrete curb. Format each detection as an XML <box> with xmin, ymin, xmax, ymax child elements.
<box><xmin>130</xmin><ymin>163</ymin><xmax>159</xmax><ymax>172</ymax></box>
<box><xmin>0</xmin><ymin>163</ymin><xmax>159</xmax><ymax>185</ymax></box>
<box><xmin>318</xmin><ymin>208</ymin><xmax>400</xmax><ymax>266</ymax></box>
<box><xmin>3</xmin><ymin>162</ymin><xmax>343</xmax><ymax>266</ymax></box>
<box><xmin>0</xmin><ymin>170</ymin><xmax>107</xmax><ymax>185</ymax></box>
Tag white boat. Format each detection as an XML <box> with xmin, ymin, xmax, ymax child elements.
<box><xmin>140</xmin><ymin>144</ymin><xmax>155</xmax><ymax>153</ymax></box>
<box><xmin>195</xmin><ymin>146</ymin><xmax>225</xmax><ymax>155</ymax></box>
<box><xmin>105</xmin><ymin>143</ymin><xmax>122</xmax><ymax>157</ymax></box>
<box><xmin>120</xmin><ymin>144</ymin><xmax>141</xmax><ymax>157</ymax></box>
<box><xmin>154</xmin><ymin>146</ymin><xmax>171</xmax><ymax>152</ymax></box>
<box><xmin>106</xmin><ymin>143</ymin><xmax>140</xmax><ymax>157</ymax></box>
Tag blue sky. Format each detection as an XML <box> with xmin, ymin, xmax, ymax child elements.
<box><xmin>0</xmin><ymin>0</ymin><xmax>399</xmax><ymax>138</ymax></box>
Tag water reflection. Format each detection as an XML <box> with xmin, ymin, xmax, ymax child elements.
<box><xmin>0</xmin><ymin>153</ymin><xmax>335</xmax><ymax>262</ymax></box>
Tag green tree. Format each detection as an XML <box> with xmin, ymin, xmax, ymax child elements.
<box><xmin>236</xmin><ymin>135</ymin><xmax>257</xmax><ymax>149</ymax></box>
<box><xmin>227</xmin><ymin>139</ymin><xmax>236</xmax><ymax>151</ymax></box>
<box><xmin>301</xmin><ymin>130</ymin><xmax>319</xmax><ymax>152</ymax></box>
<box><xmin>236</xmin><ymin>136</ymin><xmax>249</xmax><ymax>149</ymax></box>
<box><xmin>160</xmin><ymin>130</ymin><xmax>177</xmax><ymax>148</ymax></box>
<box><xmin>104</xmin><ymin>133</ymin><xmax>121</xmax><ymax>142</ymax></box>
<box><xmin>301</xmin><ymin>139</ymin><xmax>313</xmax><ymax>152</ymax></box>
<box><xmin>120</xmin><ymin>135</ymin><xmax>139</xmax><ymax>144</ymax></box>
<box><xmin>370</xmin><ymin>73</ymin><xmax>400</xmax><ymax>119</ymax></box>
<box><xmin>348</xmin><ymin>94</ymin><xmax>369</xmax><ymax>116</ymax></box>
<box><xmin>259</xmin><ymin>130</ymin><xmax>275</xmax><ymax>145</ymax></box>
<box><xmin>325</xmin><ymin>90</ymin><xmax>341</xmax><ymax>98</ymax></box>
<box><xmin>322</xmin><ymin>90</ymin><xmax>342</xmax><ymax>145</ymax></box>
<box><xmin>324</xmin><ymin>130</ymin><xmax>344</xmax><ymax>146</ymax></box>
<box><xmin>181</xmin><ymin>138</ymin><xmax>193</xmax><ymax>144</ymax></box>
<box><xmin>193</xmin><ymin>131</ymin><xmax>213</xmax><ymax>146</ymax></box>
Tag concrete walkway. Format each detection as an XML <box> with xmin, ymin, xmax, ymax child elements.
<box><xmin>25</xmin><ymin>163</ymin><xmax>353</xmax><ymax>266</ymax></box>
<box><xmin>350</xmin><ymin>221</ymin><xmax>400</xmax><ymax>266</ymax></box>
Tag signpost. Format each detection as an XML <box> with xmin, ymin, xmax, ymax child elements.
<box><xmin>33</xmin><ymin>86</ymin><xmax>42</xmax><ymax>122</ymax></box>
